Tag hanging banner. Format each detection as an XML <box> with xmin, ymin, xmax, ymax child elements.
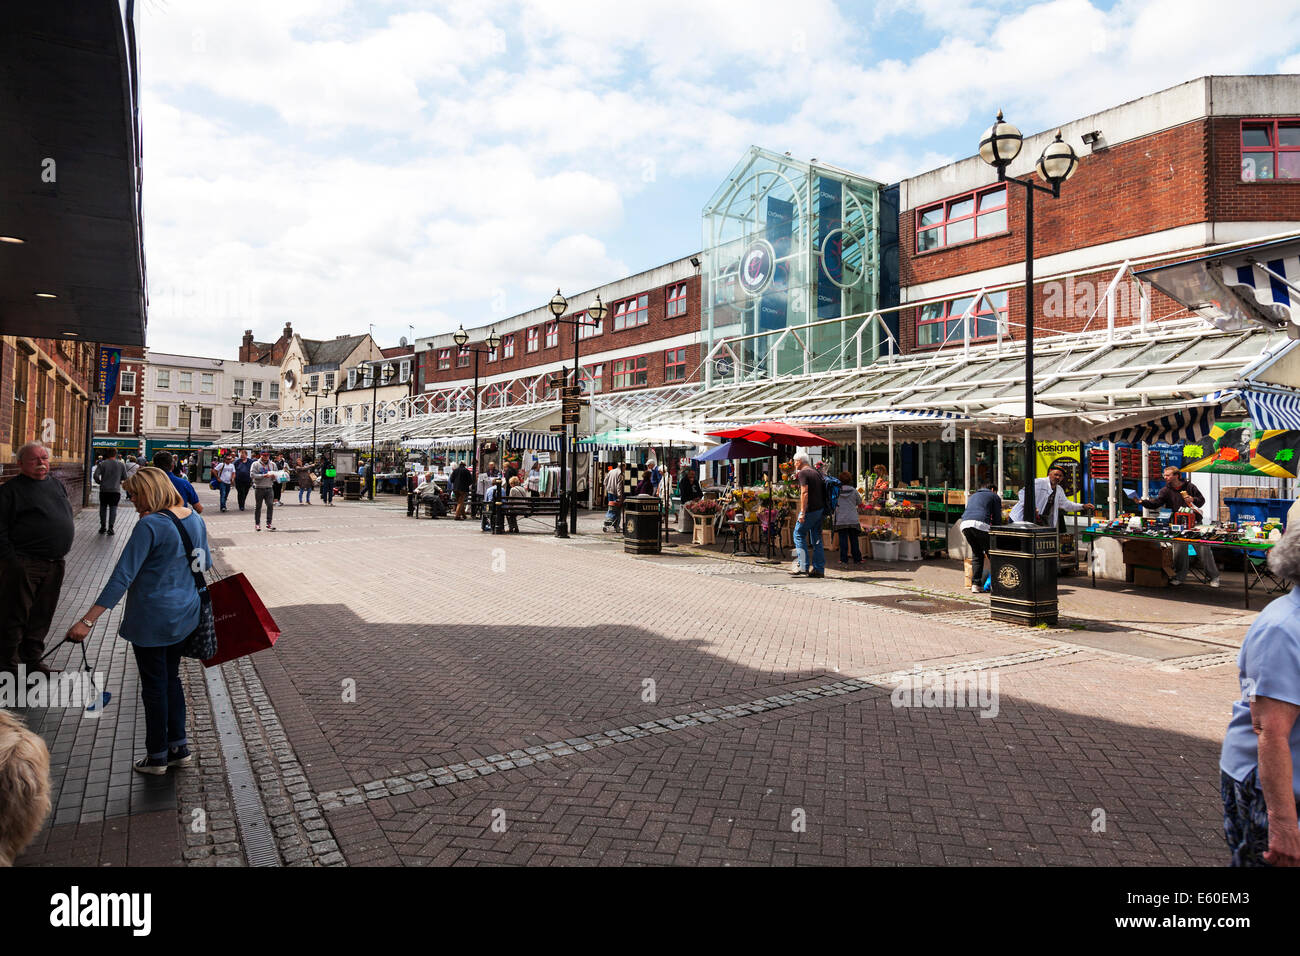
<box><xmin>758</xmin><ymin>196</ymin><xmax>792</xmax><ymax>333</ymax></box>
<box><xmin>97</xmin><ymin>347</ymin><xmax>121</xmax><ymax>405</ymax></box>
<box><xmin>1036</xmin><ymin>440</ymin><xmax>1082</xmax><ymax>501</ymax></box>
<box><xmin>816</xmin><ymin>176</ymin><xmax>843</xmax><ymax>320</ymax></box>
<box><xmin>1181</xmin><ymin>420</ymin><xmax>1300</xmax><ymax>478</ymax></box>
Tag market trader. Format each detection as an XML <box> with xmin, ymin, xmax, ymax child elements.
<box><xmin>1128</xmin><ymin>465</ymin><xmax>1221</xmax><ymax>588</ymax></box>
<box><xmin>1009</xmin><ymin>464</ymin><xmax>1095</xmax><ymax>526</ymax></box>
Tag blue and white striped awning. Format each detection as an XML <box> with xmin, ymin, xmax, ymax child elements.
<box><xmin>1100</xmin><ymin>402</ymin><xmax>1222</xmax><ymax>445</ymax></box>
<box><xmin>1224</xmin><ymin>254</ymin><xmax>1299</xmax><ymax>327</ymax></box>
<box><xmin>507</xmin><ymin>430</ymin><xmax>563</xmax><ymax>452</ymax></box>
<box><xmin>1241</xmin><ymin>388</ymin><xmax>1300</xmax><ymax>431</ymax></box>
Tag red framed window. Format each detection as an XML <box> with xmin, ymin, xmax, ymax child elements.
<box><xmin>483</xmin><ymin>382</ymin><xmax>507</xmax><ymax>406</ymax></box>
<box><xmin>666</xmin><ymin>282</ymin><xmax>688</xmax><ymax>318</ymax></box>
<box><xmin>487</xmin><ymin>342</ymin><xmax>498</xmax><ymax>363</ymax></box>
<box><xmin>456</xmin><ymin>349</ymin><xmax>470</xmax><ymax>368</ymax></box>
<box><xmin>580</xmin><ymin>363</ymin><xmax>603</xmax><ymax>394</ymax></box>
<box><xmin>664</xmin><ymin>347</ymin><xmax>687</xmax><ymax>382</ymax></box>
<box><xmin>612</xmin><ymin>294</ymin><xmax>649</xmax><ymax>331</ymax></box>
<box><xmin>526</xmin><ymin>327</ymin><xmax>539</xmax><ymax>352</ymax></box>
<box><xmin>502</xmin><ymin>334</ymin><xmax>515</xmax><ymax>359</ymax></box>
<box><xmin>575</xmin><ymin>310</ymin><xmax>600</xmax><ymax>340</ymax></box>
<box><xmin>612</xmin><ymin>355</ymin><xmax>648</xmax><ymax>389</ymax></box>
<box><xmin>916</xmin><ymin>290</ymin><xmax>1008</xmax><ymax>348</ymax></box>
<box><xmin>1241</xmin><ymin>119</ymin><xmax>1300</xmax><ymax>181</ymax></box>
<box><xmin>916</xmin><ymin>185</ymin><xmax>1007</xmax><ymax>253</ymax></box>
<box><xmin>545</xmin><ymin>322</ymin><xmax>558</xmax><ymax>348</ymax></box>
<box><xmin>437</xmin><ymin>348</ymin><xmax>450</xmax><ymax>370</ymax></box>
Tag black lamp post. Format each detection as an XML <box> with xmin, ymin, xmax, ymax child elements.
<box><xmin>233</xmin><ymin>396</ymin><xmax>256</xmax><ymax>451</ymax></box>
<box><xmin>452</xmin><ymin>325</ymin><xmax>501</xmax><ymax>515</ymax></box>
<box><xmin>179</xmin><ymin>401</ymin><xmax>204</xmax><ymax>478</ymax></box>
<box><xmin>353</xmin><ymin>359</ymin><xmax>395</xmax><ymax>499</ymax></box>
<box><xmin>303</xmin><ymin>382</ymin><xmax>332</xmax><ymax>464</ymax></box>
<box><xmin>978</xmin><ymin>113</ymin><xmax>1079</xmax><ymax>516</ymax></box>
<box><xmin>549</xmin><ymin>290</ymin><xmax>606</xmax><ymax>535</ymax></box>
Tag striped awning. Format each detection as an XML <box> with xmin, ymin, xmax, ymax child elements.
<box><xmin>1224</xmin><ymin>254</ymin><xmax>1299</xmax><ymax>327</ymax></box>
<box><xmin>1241</xmin><ymin>388</ymin><xmax>1300</xmax><ymax>431</ymax></box>
<box><xmin>508</xmin><ymin>430</ymin><xmax>563</xmax><ymax>452</ymax></box>
<box><xmin>1098</xmin><ymin>402</ymin><xmax>1222</xmax><ymax>445</ymax></box>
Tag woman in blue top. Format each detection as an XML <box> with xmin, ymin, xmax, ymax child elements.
<box><xmin>65</xmin><ymin>467</ymin><xmax>212</xmax><ymax>775</ymax></box>
<box><xmin>1219</xmin><ymin>522</ymin><xmax>1300</xmax><ymax>866</ymax></box>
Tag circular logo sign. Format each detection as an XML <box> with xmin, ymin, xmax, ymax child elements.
<box><xmin>997</xmin><ymin>565</ymin><xmax>1021</xmax><ymax>590</ymax></box>
<box><xmin>737</xmin><ymin>238</ymin><xmax>776</xmax><ymax>297</ymax></box>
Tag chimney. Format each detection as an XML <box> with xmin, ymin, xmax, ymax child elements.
<box><xmin>282</xmin><ymin>322</ymin><xmax>293</xmax><ymax>339</ymax></box>
<box><xmin>240</xmin><ymin>329</ymin><xmax>254</xmax><ymax>362</ymax></box>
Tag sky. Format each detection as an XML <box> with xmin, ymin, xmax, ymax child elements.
<box><xmin>138</xmin><ymin>0</ymin><xmax>1300</xmax><ymax>358</ymax></box>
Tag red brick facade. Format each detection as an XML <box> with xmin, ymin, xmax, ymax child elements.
<box><xmin>93</xmin><ymin>345</ymin><xmax>145</xmax><ymax>458</ymax></box>
<box><xmin>239</xmin><ymin>323</ymin><xmax>295</xmax><ymax>365</ymax></box>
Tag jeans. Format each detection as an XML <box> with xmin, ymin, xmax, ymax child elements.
<box><xmin>235</xmin><ymin>481</ymin><xmax>251</xmax><ymax>510</ymax></box>
<box><xmin>793</xmin><ymin>509</ymin><xmax>825</xmax><ymax>573</ymax></box>
<box><xmin>132</xmin><ymin>641</ymin><xmax>187</xmax><ymax>759</ymax></box>
<box><xmin>1175</xmin><ymin>541</ymin><xmax>1219</xmax><ymax>582</ymax></box>
<box><xmin>217</xmin><ymin>481</ymin><xmax>231</xmax><ymax>510</ymax></box>
<box><xmin>605</xmin><ymin>494</ymin><xmax>620</xmax><ymax>526</ymax></box>
<box><xmin>963</xmin><ymin>526</ymin><xmax>991</xmax><ymax>586</ymax></box>
<box><xmin>321</xmin><ymin>479</ymin><xmax>335</xmax><ymax>503</ymax></box>
<box><xmin>99</xmin><ymin>490</ymin><xmax>121</xmax><ymax>530</ymax></box>
<box><xmin>255</xmin><ymin>486</ymin><xmax>275</xmax><ymax>526</ymax></box>
<box><xmin>837</xmin><ymin>526</ymin><xmax>861</xmax><ymax>562</ymax></box>
<box><xmin>299</xmin><ymin>486</ymin><xmax>312</xmax><ymax>504</ymax></box>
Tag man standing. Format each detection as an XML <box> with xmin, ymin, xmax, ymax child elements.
<box><xmin>603</xmin><ymin>462</ymin><xmax>626</xmax><ymax>532</ymax></box>
<box><xmin>155</xmin><ymin>451</ymin><xmax>203</xmax><ymax>514</ymax></box>
<box><xmin>450</xmin><ymin>461</ymin><xmax>472</xmax><ymax>520</ymax></box>
<box><xmin>233</xmin><ymin>449</ymin><xmax>253</xmax><ymax>511</ymax></box>
<box><xmin>960</xmin><ymin>482</ymin><xmax>1004</xmax><ymax>594</ymax></box>
<box><xmin>1130</xmin><ymin>466</ymin><xmax>1221</xmax><ymax>587</ymax></box>
<box><xmin>92</xmin><ymin>447</ymin><xmax>126</xmax><ymax>535</ymax></box>
<box><xmin>0</xmin><ymin>443</ymin><xmax>75</xmax><ymax>677</ymax></box>
<box><xmin>1010</xmin><ymin>464</ymin><xmax>1093</xmax><ymax>527</ymax></box>
<box><xmin>791</xmin><ymin>452</ymin><xmax>826</xmax><ymax>578</ymax></box>
<box><xmin>215</xmin><ymin>453</ymin><xmax>235</xmax><ymax>512</ymax></box>
<box><xmin>251</xmin><ymin>450</ymin><xmax>277</xmax><ymax>531</ymax></box>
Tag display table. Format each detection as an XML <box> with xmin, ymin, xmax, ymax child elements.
<box><xmin>1082</xmin><ymin>529</ymin><xmax>1287</xmax><ymax>609</ymax></box>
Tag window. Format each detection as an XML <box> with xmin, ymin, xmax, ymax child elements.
<box><xmin>179</xmin><ymin>371</ymin><xmax>193</xmax><ymax>392</ymax></box>
<box><xmin>155</xmin><ymin>405</ymin><xmax>169</xmax><ymax>428</ymax></box>
<box><xmin>612</xmin><ymin>294</ymin><xmax>649</xmax><ymax>330</ymax></box>
<box><xmin>580</xmin><ymin>364</ymin><xmax>603</xmax><ymax>394</ymax></box>
<box><xmin>1241</xmin><ymin>119</ymin><xmax>1300</xmax><ymax>181</ymax></box>
<box><xmin>200</xmin><ymin>408</ymin><xmax>213</xmax><ymax>429</ymax></box>
<box><xmin>456</xmin><ymin>349</ymin><xmax>470</xmax><ymax>368</ymax></box>
<box><xmin>117</xmin><ymin>405</ymin><xmax>134</xmax><ymax>433</ymax></box>
<box><xmin>487</xmin><ymin>344</ymin><xmax>498</xmax><ymax>363</ymax></box>
<box><xmin>916</xmin><ymin>290</ymin><xmax>1009</xmax><ymax>347</ymax></box>
<box><xmin>231</xmin><ymin>409</ymin><xmax>243</xmax><ymax>431</ymax></box>
<box><xmin>666</xmin><ymin>282</ymin><xmax>688</xmax><ymax>318</ymax></box>
<box><xmin>438</xmin><ymin>348</ymin><xmax>451</xmax><ymax>370</ymax></box>
<box><xmin>400</xmin><ymin>359</ymin><xmax>411</xmax><ymax>382</ymax></box>
<box><xmin>93</xmin><ymin>405</ymin><xmax>108</xmax><ymax>432</ymax></box>
<box><xmin>344</xmin><ymin>406</ymin><xmax>354</xmax><ymax>423</ymax></box>
<box><xmin>348</xmin><ymin>369</ymin><xmax>358</xmax><ymax>389</ymax></box>
<box><xmin>268</xmin><ymin>413</ymin><xmax>279</xmax><ymax>428</ymax></box>
<box><xmin>664</xmin><ymin>347</ymin><xmax>687</xmax><ymax>382</ymax></box>
<box><xmin>545</xmin><ymin>322</ymin><xmax>558</xmax><ymax>348</ymax></box>
<box><xmin>233</xmin><ymin>378</ymin><xmax>245</xmax><ymax>397</ymax></box>
<box><xmin>612</xmin><ymin>355</ymin><xmax>648</xmax><ymax>389</ymax></box>
<box><xmin>484</xmin><ymin>382</ymin><xmax>508</xmax><ymax>407</ymax></box>
<box><xmin>270</xmin><ymin>382</ymin><xmax>280</xmax><ymax>400</ymax></box>
<box><xmin>319</xmin><ymin>407</ymin><xmax>334</xmax><ymax>425</ymax></box>
<box><xmin>575</xmin><ymin>311</ymin><xmax>601</xmax><ymax>340</ymax></box>
<box><xmin>201</xmin><ymin>372</ymin><xmax>214</xmax><ymax>394</ymax></box>
<box><xmin>502</xmin><ymin>335</ymin><xmax>515</xmax><ymax>359</ymax></box>
<box><xmin>309</xmin><ymin>374</ymin><xmax>319</xmax><ymax>391</ymax></box>
<box><xmin>916</xmin><ymin>185</ymin><xmax>1008</xmax><ymax>252</ymax></box>
<box><xmin>526</xmin><ymin>327</ymin><xmax>539</xmax><ymax>353</ymax></box>
<box><xmin>119</xmin><ymin>371</ymin><xmax>136</xmax><ymax>394</ymax></box>
<box><xmin>156</xmin><ymin>369</ymin><xmax>170</xmax><ymax>390</ymax></box>
<box><xmin>324</xmin><ymin>372</ymin><xmax>335</xmax><ymax>390</ymax></box>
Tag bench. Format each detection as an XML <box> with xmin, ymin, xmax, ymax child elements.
<box><xmin>491</xmin><ymin>496</ymin><xmax>563</xmax><ymax>532</ymax></box>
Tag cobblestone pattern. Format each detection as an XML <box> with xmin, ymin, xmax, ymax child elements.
<box><xmin>173</xmin><ymin>660</ymin><xmax>243</xmax><ymax>866</ymax></box>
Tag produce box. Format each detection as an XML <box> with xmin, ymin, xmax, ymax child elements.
<box><xmin>894</xmin><ymin>517</ymin><xmax>921</xmax><ymax>541</ymax></box>
<box><xmin>1131</xmin><ymin>566</ymin><xmax>1168</xmax><ymax>588</ymax></box>
<box><xmin>1121</xmin><ymin>538</ymin><xmax>1173</xmax><ymax>574</ymax></box>
<box><xmin>963</xmin><ymin>557</ymin><xmax>973</xmax><ymax>588</ymax></box>
<box><xmin>945</xmin><ymin>490</ymin><xmax>967</xmax><ymax>506</ymax></box>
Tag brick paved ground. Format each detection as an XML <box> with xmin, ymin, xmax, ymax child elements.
<box><xmin>187</xmin><ymin>488</ymin><xmax>1262</xmax><ymax>867</ymax></box>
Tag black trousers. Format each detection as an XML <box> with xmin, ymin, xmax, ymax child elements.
<box><xmin>235</xmin><ymin>481</ymin><xmax>252</xmax><ymax>510</ymax></box>
<box><xmin>963</xmin><ymin>526</ymin><xmax>991</xmax><ymax>587</ymax></box>
<box><xmin>99</xmin><ymin>490</ymin><xmax>121</xmax><ymax>530</ymax></box>
<box><xmin>0</xmin><ymin>556</ymin><xmax>65</xmax><ymax>667</ymax></box>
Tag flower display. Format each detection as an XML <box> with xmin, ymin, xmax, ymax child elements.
<box><xmin>686</xmin><ymin>499</ymin><xmax>721</xmax><ymax>516</ymax></box>
<box><xmin>869</xmin><ymin>522</ymin><xmax>898</xmax><ymax>542</ymax></box>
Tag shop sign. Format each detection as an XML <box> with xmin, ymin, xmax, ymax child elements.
<box><xmin>96</xmin><ymin>348</ymin><xmax>121</xmax><ymax>405</ymax></box>
<box><xmin>1036</xmin><ymin>440</ymin><xmax>1082</xmax><ymax>501</ymax></box>
<box><xmin>737</xmin><ymin>238</ymin><xmax>776</xmax><ymax>297</ymax></box>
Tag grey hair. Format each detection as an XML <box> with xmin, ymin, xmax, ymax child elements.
<box><xmin>1267</xmin><ymin>522</ymin><xmax>1300</xmax><ymax>587</ymax></box>
<box><xmin>793</xmin><ymin>452</ymin><xmax>810</xmax><ymax>466</ymax></box>
<box><xmin>15</xmin><ymin>441</ymin><xmax>46</xmax><ymax>463</ymax></box>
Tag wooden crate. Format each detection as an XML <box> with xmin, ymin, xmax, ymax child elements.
<box><xmin>945</xmin><ymin>490</ymin><xmax>967</xmax><ymax>506</ymax></box>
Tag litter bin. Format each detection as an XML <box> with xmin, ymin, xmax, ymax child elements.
<box><xmin>989</xmin><ymin>522</ymin><xmax>1058</xmax><ymax>626</ymax></box>
<box><xmin>624</xmin><ymin>494</ymin><xmax>662</xmax><ymax>555</ymax></box>
<box><xmin>343</xmin><ymin>474</ymin><xmax>363</xmax><ymax>500</ymax></box>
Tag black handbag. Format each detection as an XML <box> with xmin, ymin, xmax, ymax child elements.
<box><xmin>162</xmin><ymin>509</ymin><xmax>217</xmax><ymax>660</ymax></box>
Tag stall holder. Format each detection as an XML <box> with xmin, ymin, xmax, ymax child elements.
<box><xmin>1082</xmin><ymin>528</ymin><xmax>1288</xmax><ymax>609</ymax></box>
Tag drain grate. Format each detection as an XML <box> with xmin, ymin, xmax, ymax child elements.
<box><xmin>205</xmin><ymin>666</ymin><xmax>281</xmax><ymax>867</ymax></box>
<box><xmin>848</xmin><ymin>594</ymin><xmax>975</xmax><ymax>615</ymax></box>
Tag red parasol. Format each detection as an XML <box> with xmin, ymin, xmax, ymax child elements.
<box><xmin>707</xmin><ymin>420</ymin><xmax>838</xmax><ymax>447</ymax></box>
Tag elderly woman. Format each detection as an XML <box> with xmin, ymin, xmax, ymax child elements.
<box><xmin>1220</xmin><ymin>523</ymin><xmax>1300</xmax><ymax>866</ymax></box>
<box><xmin>64</xmin><ymin>467</ymin><xmax>212</xmax><ymax>775</ymax></box>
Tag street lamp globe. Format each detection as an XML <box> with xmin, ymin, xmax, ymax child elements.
<box><xmin>548</xmin><ymin>289</ymin><xmax>567</xmax><ymax>318</ymax></box>
<box><xmin>453</xmin><ymin>326</ymin><xmax>469</xmax><ymax>349</ymax></box>
<box><xmin>588</xmin><ymin>294</ymin><xmax>608</xmax><ymax>329</ymax></box>
<box><xmin>486</xmin><ymin>329</ymin><xmax>501</xmax><ymax>351</ymax></box>
<box><xmin>1035</xmin><ymin>130</ymin><xmax>1079</xmax><ymax>185</ymax></box>
<box><xmin>978</xmin><ymin>110</ymin><xmax>1023</xmax><ymax>170</ymax></box>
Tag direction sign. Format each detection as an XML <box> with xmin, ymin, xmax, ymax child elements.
<box><xmin>549</xmin><ymin>424</ymin><xmax>567</xmax><ymax>432</ymax></box>
<box><xmin>561</xmin><ymin>385</ymin><xmax>582</xmax><ymax>397</ymax></box>
<box><xmin>561</xmin><ymin>414</ymin><xmax>580</xmax><ymax>424</ymax></box>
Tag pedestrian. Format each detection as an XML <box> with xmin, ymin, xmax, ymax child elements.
<box><xmin>0</xmin><ymin>443</ymin><xmax>75</xmax><ymax>677</ymax></box>
<box><xmin>635</xmin><ymin>467</ymin><xmax>655</xmax><ymax>497</ymax></box>
<box><xmin>214</xmin><ymin>453</ymin><xmax>235</xmax><ymax>512</ymax></box>
<box><xmin>233</xmin><ymin>449</ymin><xmax>253</xmax><ymax>511</ymax></box>
<box><xmin>296</xmin><ymin>459</ymin><xmax>314</xmax><ymax>505</ymax></box>
<box><xmin>272</xmin><ymin>453</ymin><xmax>286</xmax><ymax>503</ymax></box>
<box><xmin>481</xmin><ymin>477</ymin><xmax>501</xmax><ymax>533</ymax></box>
<box><xmin>450</xmin><ymin>460</ymin><xmax>472</xmax><ymax>520</ymax></box>
<box><xmin>123</xmin><ymin>454</ymin><xmax>140</xmax><ymax>500</ymax></box>
<box><xmin>1219</xmin><ymin>521</ymin><xmax>1300</xmax><ymax>866</ymax></box>
<box><xmin>319</xmin><ymin>459</ymin><xmax>336</xmax><ymax>506</ymax></box>
<box><xmin>251</xmin><ymin>450</ymin><xmax>277</xmax><ymax>531</ymax></box>
<box><xmin>1129</xmin><ymin>466</ymin><xmax>1221</xmax><ymax>587</ymax></box>
<box><xmin>154</xmin><ymin>451</ymin><xmax>203</xmax><ymax>515</ymax></box>
<box><xmin>93</xmin><ymin>447</ymin><xmax>127</xmax><ymax>535</ymax></box>
<box><xmin>527</xmin><ymin>458</ymin><xmax>541</xmax><ymax>498</ymax></box>
<box><xmin>1009</xmin><ymin>464</ymin><xmax>1092</xmax><ymax>528</ymax></box>
<box><xmin>603</xmin><ymin>463</ymin><xmax>625</xmax><ymax>532</ymax></box>
<box><xmin>833</xmin><ymin>470</ymin><xmax>862</xmax><ymax>564</ymax></box>
<box><xmin>791</xmin><ymin>452</ymin><xmax>825</xmax><ymax>578</ymax></box>
<box><xmin>507</xmin><ymin>475</ymin><xmax>527</xmax><ymax>533</ymax></box>
<box><xmin>503</xmin><ymin>459</ymin><xmax>519</xmax><ymax>487</ymax></box>
<box><xmin>870</xmin><ymin>463</ymin><xmax>890</xmax><ymax>506</ymax></box>
<box><xmin>960</xmin><ymin>481</ymin><xmax>1003</xmax><ymax>593</ymax></box>
<box><xmin>64</xmin><ymin>466</ymin><xmax>211</xmax><ymax>775</ymax></box>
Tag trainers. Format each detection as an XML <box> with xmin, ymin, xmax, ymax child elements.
<box><xmin>1169</xmin><ymin>577</ymin><xmax>1183</xmax><ymax>586</ymax></box>
<box><xmin>133</xmin><ymin>755</ymin><xmax>169</xmax><ymax>776</ymax></box>
<box><xmin>808</xmin><ymin>571</ymin><xmax>825</xmax><ymax>578</ymax></box>
<box><xmin>267</xmin><ymin>525</ymin><xmax>277</xmax><ymax>531</ymax></box>
<box><xmin>789</xmin><ymin>569</ymin><xmax>808</xmax><ymax>577</ymax></box>
<box><xmin>1209</xmin><ymin>577</ymin><xmax>1221</xmax><ymax>588</ymax></box>
<box><xmin>98</xmin><ymin>527</ymin><xmax>106</xmax><ymax>534</ymax></box>
<box><xmin>971</xmin><ymin>585</ymin><xmax>982</xmax><ymax>593</ymax></box>
<box><xmin>107</xmin><ymin>528</ymin><xmax>114</xmax><ymax>535</ymax></box>
<box><xmin>167</xmin><ymin>745</ymin><xmax>193</xmax><ymax>767</ymax></box>
<box><xmin>255</xmin><ymin>525</ymin><xmax>261</xmax><ymax>531</ymax></box>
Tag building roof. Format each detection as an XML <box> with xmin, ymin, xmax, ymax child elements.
<box><xmin>302</xmin><ymin>334</ymin><xmax>368</xmax><ymax>370</ymax></box>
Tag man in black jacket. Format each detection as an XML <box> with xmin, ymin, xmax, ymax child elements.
<box><xmin>450</xmin><ymin>461</ymin><xmax>472</xmax><ymax>520</ymax></box>
<box><xmin>0</xmin><ymin>443</ymin><xmax>75</xmax><ymax>676</ymax></box>
<box><xmin>1130</xmin><ymin>466</ymin><xmax>1220</xmax><ymax>587</ymax></box>
<box><xmin>233</xmin><ymin>450</ymin><xmax>253</xmax><ymax>511</ymax></box>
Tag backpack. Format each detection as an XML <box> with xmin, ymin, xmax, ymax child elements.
<box><xmin>822</xmin><ymin>473</ymin><xmax>842</xmax><ymax>512</ymax></box>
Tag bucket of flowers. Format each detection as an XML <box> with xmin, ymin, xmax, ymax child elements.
<box><xmin>686</xmin><ymin>498</ymin><xmax>721</xmax><ymax>544</ymax></box>
<box><xmin>869</xmin><ymin>522</ymin><xmax>900</xmax><ymax>561</ymax></box>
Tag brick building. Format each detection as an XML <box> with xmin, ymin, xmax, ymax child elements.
<box><xmin>91</xmin><ymin>344</ymin><xmax>145</xmax><ymax>461</ymax></box>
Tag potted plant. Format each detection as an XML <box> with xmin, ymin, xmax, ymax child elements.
<box><xmin>687</xmin><ymin>498</ymin><xmax>721</xmax><ymax>544</ymax></box>
<box><xmin>870</xmin><ymin>523</ymin><xmax>900</xmax><ymax>561</ymax></box>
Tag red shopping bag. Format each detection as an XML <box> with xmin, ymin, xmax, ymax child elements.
<box><xmin>203</xmin><ymin>573</ymin><xmax>280</xmax><ymax>668</ymax></box>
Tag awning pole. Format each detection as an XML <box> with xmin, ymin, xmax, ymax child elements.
<box><xmin>1107</xmin><ymin>441</ymin><xmax>1118</xmax><ymax>519</ymax></box>
<box><xmin>1140</xmin><ymin>441</ymin><xmax>1151</xmax><ymax>502</ymax></box>
<box><xmin>855</xmin><ymin>424</ymin><xmax>862</xmax><ymax>486</ymax></box>
<box><xmin>996</xmin><ymin>435</ymin><xmax>1004</xmax><ymax>497</ymax></box>
<box><xmin>888</xmin><ymin>424</ymin><xmax>895</xmax><ymax>487</ymax></box>
<box><xmin>964</xmin><ymin>428</ymin><xmax>971</xmax><ymax>495</ymax></box>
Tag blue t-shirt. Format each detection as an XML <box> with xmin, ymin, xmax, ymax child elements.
<box><xmin>1220</xmin><ymin>588</ymin><xmax>1300</xmax><ymax>795</ymax></box>
<box><xmin>95</xmin><ymin>510</ymin><xmax>212</xmax><ymax>647</ymax></box>
<box><xmin>168</xmin><ymin>472</ymin><xmax>199</xmax><ymax>506</ymax></box>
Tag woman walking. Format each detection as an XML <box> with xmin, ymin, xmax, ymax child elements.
<box><xmin>296</xmin><ymin>459</ymin><xmax>314</xmax><ymax>505</ymax></box>
<box><xmin>833</xmin><ymin>470</ymin><xmax>863</xmax><ymax>564</ymax></box>
<box><xmin>64</xmin><ymin>466</ymin><xmax>211</xmax><ymax>774</ymax></box>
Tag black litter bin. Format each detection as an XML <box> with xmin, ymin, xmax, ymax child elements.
<box><xmin>989</xmin><ymin>522</ymin><xmax>1059</xmax><ymax>626</ymax></box>
<box><xmin>343</xmin><ymin>474</ymin><xmax>363</xmax><ymax>500</ymax></box>
<box><xmin>624</xmin><ymin>494</ymin><xmax>662</xmax><ymax>555</ymax></box>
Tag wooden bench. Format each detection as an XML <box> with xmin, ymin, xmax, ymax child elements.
<box><xmin>490</xmin><ymin>495</ymin><xmax>562</xmax><ymax>532</ymax></box>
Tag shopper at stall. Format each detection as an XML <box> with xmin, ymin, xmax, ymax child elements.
<box><xmin>791</xmin><ymin>452</ymin><xmax>825</xmax><ymax>578</ymax></box>
<box><xmin>272</xmin><ymin>453</ymin><xmax>288</xmax><ymax>503</ymax></box>
<box><xmin>1009</xmin><ymin>465</ymin><xmax>1093</xmax><ymax>526</ymax></box>
<box><xmin>960</xmin><ymin>482</ymin><xmax>1004</xmax><ymax>594</ymax></box>
<box><xmin>526</xmin><ymin>458</ymin><xmax>541</xmax><ymax>498</ymax></box>
<box><xmin>833</xmin><ymin>470</ymin><xmax>863</xmax><ymax>565</ymax></box>
<box><xmin>870</xmin><ymin>464</ymin><xmax>890</xmax><ymax>506</ymax></box>
<box><xmin>1128</xmin><ymin>466</ymin><xmax>1220</xmax><ymax>588</ymax></box>
<box><xmin>1219</xmin><ymin>521</ymin><xmax>1300</xmax><ymax>866</ymax></box>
